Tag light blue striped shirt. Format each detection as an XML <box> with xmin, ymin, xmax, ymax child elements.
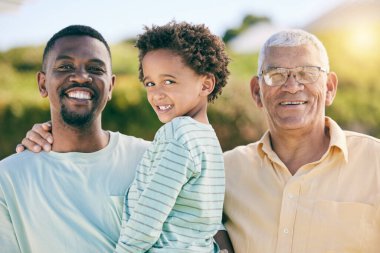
<box><xmin>115</xmin><ymin>116</ymin><xmax>225</xmax><ymax>253</ymax></box>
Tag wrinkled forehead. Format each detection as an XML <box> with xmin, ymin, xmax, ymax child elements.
<box><xmin>263</xmin><ymin>45</ymin><xmax>323</xmax><ymax>69</ymax></box>
<box><xmin>47</xmin><ymin>36</ymin><xmax>111</xmax><ymax>66</ymax></box>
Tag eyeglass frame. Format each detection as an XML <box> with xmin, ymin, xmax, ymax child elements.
<box><xmin>259</xmin><ymin>66</ymin><xmax>327</xmax><ymax>87</ymax></box>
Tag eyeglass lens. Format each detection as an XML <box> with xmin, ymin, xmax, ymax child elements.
<box><xmin>264</xmin><ymin>67</ymin><xmax>322</xmax><ymax>86</ymax></box>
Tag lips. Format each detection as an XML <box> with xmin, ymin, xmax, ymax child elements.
<box><xmin>67</xmin><ymin>90</ymin><xmax>92</xmax><ymax>100</ymax></box>
<box><xmin>61</xmin><ymin>84</ymin><xmax>96</xmax><ymax>101</ymax></box>
<box><xmin>156</xmin><ymin>104</ymin><xmax>173</xmax><ymax>112</ymax></box>
<box><xmin>279</xmin><ymin>101</ymin><xmax>307</xmax><ymax>105</ymax></box>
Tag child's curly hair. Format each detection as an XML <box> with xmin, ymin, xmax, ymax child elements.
<box><xmin>135</xmin><ymin>21</ymin><xmax>230</xmax><ymax>102</ymax></box>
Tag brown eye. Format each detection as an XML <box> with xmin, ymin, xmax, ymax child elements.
<box><xmin>144</xmin><ymin>82</ymin><xmax>155</xmax><ymax>87</ymax></box>
<box><xmin>87</xmin><ymin>66</ymin><xmax>105</xmax><ymax>74</ymax></box>
<box><xmin>164</xmin><ymin>80</ymin><xmax>174</xmax><ymax>85</ymax></box>
<box><xmin>57</xmin><ymin>64</ymin><xmax>74</xmax><ymax>71</ymax></box>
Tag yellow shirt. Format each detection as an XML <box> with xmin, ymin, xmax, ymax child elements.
<box><xmin>223</xmin><ymin>117</ymin><xmax>380</xmax><ymax>253</ymax></box>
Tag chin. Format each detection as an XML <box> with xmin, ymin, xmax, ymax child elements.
<box><xmin>61</xmin><ymin>111</ymin><xmax>95</xmax><ymax>127</ymax></box>
<box><xmin>274</xmin><ymin>117</ymin><xmax>309</xmax><ymax>130</ymax></box>
<box><xmin>159</xmin><ymin>118</ymin><xmax>172</xmax><ymax>124</ymax></box>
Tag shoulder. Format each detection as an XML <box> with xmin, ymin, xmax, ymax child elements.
<box><xmin>0</xmin><ymin>151</ymin><xmax>40</xmax><ymax>181</ymax></box>
<box><xmin>156</xmin><ymin>116</ymin><xmax>217</xmax><ymax>144</ymax></box>
<box><xmin>345</xmin><ymin>130</ymin><xmax>380</xmax><ymax>143</ymax></box>
<box><xmin>344</xmin><ymin>131</ymin><xmax>380</xmax><ymax>158</ymax></box>
<box><xmin>113</xmin><ymin>131</ymin><xmax>151</xmax><ymax>151</ymax></box>
<box><xmin>344</xmin><ymin>130</ymin><xmax>380</xmax><ymax>149</ymax></box>
<box><xmin>223</xmin><ymin>141</ymin><xmax>261</xmax><ymax>175</ymax></box>
<box><xmin>223</xmin><ymin>141</ymin><xmax>260</xmax><ymax>160</ymax></box>
<box><xmin>0</xmin><ymin>151</ymin><xmax>37</xmax><ymax>168</ymax></box>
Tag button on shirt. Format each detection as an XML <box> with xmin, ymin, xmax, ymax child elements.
<box><xmin>223</xmin><ymin>117</ymin><xmax>380</xmax><ymax>253</ymax></box>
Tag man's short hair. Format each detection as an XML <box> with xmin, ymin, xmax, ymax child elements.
<box><xmin>258</xmin><ymin>29</ymin><xmax>330</xmax><ymax>74</ymax></box>
<box><xmin>42</xmin><ymin>25</ymin><xmax>111</xmax><ymax>70</ymax></box>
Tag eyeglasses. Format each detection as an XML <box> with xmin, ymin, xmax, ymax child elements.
<box><xmin>260</xmin><ymin>66</ymin><xmax>327</xmax><ymax>86</ymax></box>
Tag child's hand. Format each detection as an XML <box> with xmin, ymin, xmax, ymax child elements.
<box><xmin>16</xmin><ymin>122</ymin><xmax>53</xmax><ymax>153</ymax></box>
<box><xmin>220</xmin><ymin>250</ymin><xmax>229</xmax><ymax>253</ymax></box>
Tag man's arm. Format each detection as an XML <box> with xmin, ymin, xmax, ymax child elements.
<box><xmin>214</xmin><ymin>230</ymin><xmax>234</xmax><ymax>253</ymax></box>
<box><xmin>0</xmin><ymin>186</ymin><xmax>22</xmax><ymax>253</ymax></box>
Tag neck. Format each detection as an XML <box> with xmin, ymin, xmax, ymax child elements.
<box><xmin>188</xmin><ymin>101</ymin><xmax>210</xmax><ymax>124</ymax></box>
<box><xmin>50</xmin><ymin>118</ymin><xmax>109</xmax><ymax>153</ymax></box>
<box><xmin>269</xmin><ymin>125</ymin><xmax>330</xmax><ymax>175</ymax></box>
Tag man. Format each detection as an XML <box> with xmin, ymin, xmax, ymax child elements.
<box><xmin>0</xmin><ymin>25</ymin><xmax>149</xmax><ymax>252</ymax></box>
<box><xmin>221</xmin><ymin>29</ymin><xmax>380</xmax><ymax>252</ymax></box>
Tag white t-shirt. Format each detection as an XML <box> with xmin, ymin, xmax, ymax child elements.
<box><xmin>0</xmin><ymin>131</ymin><xmax>150</xmax><ymax>253</ymax></box>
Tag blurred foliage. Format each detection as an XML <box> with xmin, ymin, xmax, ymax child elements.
<box><xmin>2</xmin><ymin>46</ymin><xmax>44</xmax><ymax>72</ymax></box>
<box><xmin>317</xmin><ymin>24</ymin><xmax>380</xmax><ymax>135</ymax></box>
<box><xmin>111</xmin><ymin>42</ymin><xmax>139</xmax><ymax>75</ymax></box>
<box><xmin>1</xmin><ymin>22</ymin><xmax>380</xmax><ymax>159</ymax></box>
<box><xmin>222</xmin><ymin>14</ymin><xmax>270</xmax><ymax>43</ymax></box>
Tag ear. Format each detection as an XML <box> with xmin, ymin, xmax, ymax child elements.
<box><xmin>325</xmin><ymin>72</ymin><xmax>338</xmax><ymax>106</ymax></box>
<box><xmin>37</xmin><ymin>71</ymin><xmax>48</xmax><ymax>98</ymax></box>
<box><xmin>200</xmin><ymin>74</ymin><xmax>216</xmax><ymax>97</ymax></box>
<box><xmin>250</xmin><ymin>76</ymin><xmax>263</xmax><ymax>107</ymax></box>
<box><xmin>107</xmin><ymin>75</ymin><xmax>116</xmax><ymax>101</ymax></box>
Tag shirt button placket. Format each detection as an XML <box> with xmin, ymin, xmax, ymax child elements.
<box><xmin>276</xmin><ymin>181</ymin><xmax>301</xmax><ymax>253</ymax></box>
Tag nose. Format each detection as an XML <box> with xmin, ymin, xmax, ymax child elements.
<box><xmin>69</xmin><ymin>68</ymin><xmax>92</xmax><ymax>84</ymax></box>
<box><xmin>282</xmin><ymin>73</ymin><xmax>304</xmax><ymax>93</ymax></box>
<box><xmin>148</xmin><ymin>86</ymin><xmax>166</xmax><ymax>101</ymax></box>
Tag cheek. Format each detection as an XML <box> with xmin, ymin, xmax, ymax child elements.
<box><xmin>261</xmin><ymin>89</ymin><xmax>275</xmax><ymax>107</ymax></box>
<box><xmin>146</xmin><ymin>91</ymin><xmax>155</xmax><ymax>105</ymax></box>
<box><xmin>314</xmin><ymin>86</ymin><xmax>327</xmax><ymax>101</ymax></box>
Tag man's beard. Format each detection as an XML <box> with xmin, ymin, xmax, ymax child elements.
<box><xmin>59</xmin><ymin>83</ymin><xmax>99</xmax><ymax>128</ymax></box>
<box><xmin>60</xmin><ymin>103</ymin><xmax>96</xmax><ymax>128</ymax></box>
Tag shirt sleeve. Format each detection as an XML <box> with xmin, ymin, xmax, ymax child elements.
<box><xmin>0</xmin><ymin>185</ymin><xmax>22</xmax><ymax>253</ymax></box>
<box><xmin>115</xmin><ymin>140</ymin><xmax>195</xmax><ymax>253</ymax></box>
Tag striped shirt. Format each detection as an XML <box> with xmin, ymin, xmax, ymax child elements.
<box><xmin>115</xmin><ymin>116</ymin><xmax>225</xmax><ymax>253</ymax></box>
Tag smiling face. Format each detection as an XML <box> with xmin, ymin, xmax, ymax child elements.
<box><xmin>141</xmin><ymin>49</ymin><xmax>214</xmax><ymax>124</ymax></box>
<box><xmin>38</xmin><ymin>36</ymin><xmax>115</xmax><ymax>128</ymax></box>
<box><xmin>251</xmin><ymin>44</ymin><xmax>337</xmax><ymax>134</ymax></box>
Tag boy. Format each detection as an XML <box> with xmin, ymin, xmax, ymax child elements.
<box><xmin>115</xmin><ymin>21</ymin><xmax>230</xmax><ymax>253</ymax></box>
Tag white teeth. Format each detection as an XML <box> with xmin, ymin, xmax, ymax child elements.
<box><xmin>281</xmin><ymin>101</ymin><xmax>305</xmax><ymax>105</ymax></box>
<box><xmin>67</xmin><ymin>91</ymin><xmax>91</xmax><ymax>100</ymax></box>
<box><xmin>158</xmin><ymin>105</ymin><xmax>173</xmax><ymax>110</ymax></box>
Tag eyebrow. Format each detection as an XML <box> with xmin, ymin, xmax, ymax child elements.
<box><xmin>142</xmin><ymin>74</ymin><xmax>176</xmax><ymax>83</ymax></box>
<box><xmin>55</xmin><ymin>55</ymin><xmax>73</xmax><ymax>62</ymax></box>
<box><xmin>265</xmin><ymin>66</ymin><xmax>283</xmax><ymax>70</ymax></box>
<box><xmin>55</xmin><ymin>55</ymin><xmax>106</xmax><ymax>66</ymax></box>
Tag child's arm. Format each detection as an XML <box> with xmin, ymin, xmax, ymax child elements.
<box><xmin>16</xmin><ymin>122</ymin><xmax>53</xmax><ymax>153</ymax></box>
<box><xmin>214</xmin><ymin>230</ymin><xmax>234</xmax><ymax>253</ymax></box>
<box><xmin>115</xmin><ymin>140</ymin><xmax>195</xmax><ymax>253</ymax></box>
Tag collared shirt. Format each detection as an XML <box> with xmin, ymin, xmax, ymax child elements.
<box><xmin>223</xmin><ymin>117</ymin><xmax>380</xmax><ymax>253</ymax></box>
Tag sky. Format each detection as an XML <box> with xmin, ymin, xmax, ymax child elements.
<box><xmin>0</xmin><ymin>0</ymin><xmax>348</xmax><ymax>51</ymax></box>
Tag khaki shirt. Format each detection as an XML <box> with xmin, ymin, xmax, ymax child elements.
<box><xmin>223</xmin><ymin>117</ymin><xmax>380</xmax><ymax>253</ymax></box>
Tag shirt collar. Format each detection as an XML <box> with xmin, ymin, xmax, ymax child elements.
<box><xmin>325</xmin><ymin>117</ymin><xmax>348</xmax><ymax>162</ymax></box>
<box><xmin>257</xmin><ymin>117</ymin><xmax>348</xmax><ymax>163</ymax></box>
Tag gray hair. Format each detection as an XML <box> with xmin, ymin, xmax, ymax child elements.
<box><xmin>257</xmin><ymin>29</ymin><xmax>330</xmax><ymax>75</ymax></box>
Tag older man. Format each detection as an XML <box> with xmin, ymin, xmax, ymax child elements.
<box><xmin>222</xmin><ymin>29</ymin><xmax>380</xmax><ymax>253</ymax></box>
<box><xmin>0</xmin><ymin>25</ymin><xmax>149</xmax><ymax>253</ymax></box>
